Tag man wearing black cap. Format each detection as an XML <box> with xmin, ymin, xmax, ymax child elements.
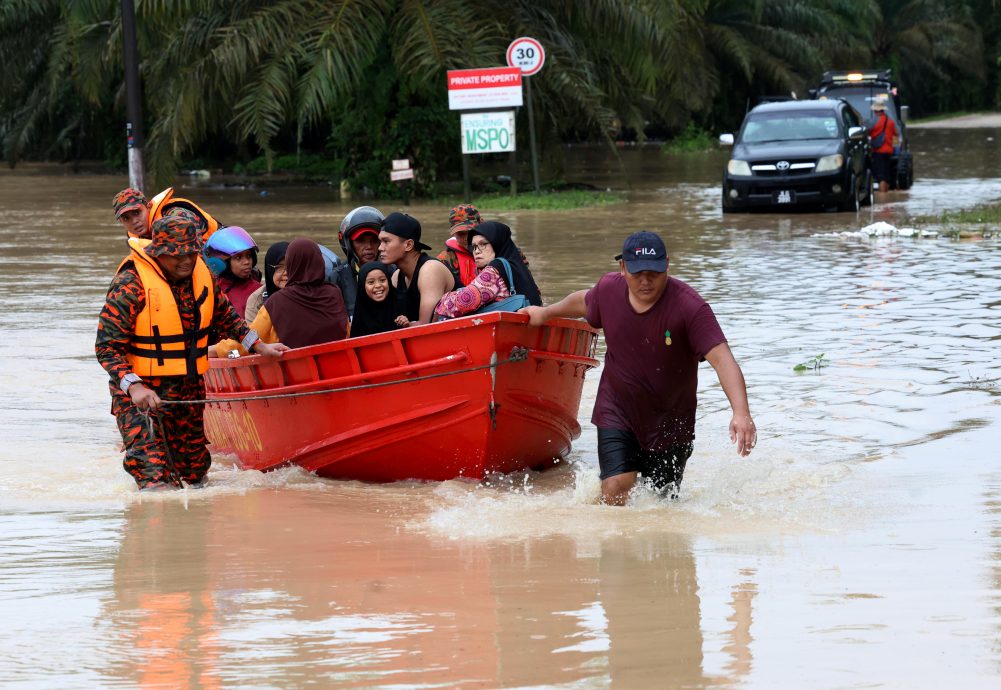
<box><xmin>378</xmin><ymin>212</ymin><xmax>457</xmax><ymax>324</ymax></box>
<box><xmin>522</xmin><ymin>231</ymin><xmax>756</xmax><ymax>505</ymax></box>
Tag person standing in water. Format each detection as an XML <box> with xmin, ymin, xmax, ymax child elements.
<box><xmin>521</xmin><ymin>231</ymin><xmax>756</xmax><ymax>505</ymax></box>
<box><xmin>96</xmin><ymin>214</ymin><xmax>287</xmax><ymax>490</ymax></box>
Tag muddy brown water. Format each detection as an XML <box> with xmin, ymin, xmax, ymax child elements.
<box><xmin>1</xmin><ymin>127</ymin><xmax>1000</xmax><ymax>688</ymax></box>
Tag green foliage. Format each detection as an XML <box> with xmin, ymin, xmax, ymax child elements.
<box><xmin>794</xmin><ymin>353</ymin><xmax>829</xmax><ymax>372</ymax></box>
<box><xmin>473</xmin><ymin>190</ymin><xmax>626</xmax><ymax>212</ymax></box>
<box><xmin>662</xmin><ymin>123</ymin><xmax>716</xmax><ymax>153</ymax></box>
<box><xmin>240</xmin><ymin>153</ymin><xmax>343</xmax><ymax>179</ymax></box>
<box><xmin>2</xmin><ymin>0</ymin><xmax>999</xmax><ymax>186</ymax></box>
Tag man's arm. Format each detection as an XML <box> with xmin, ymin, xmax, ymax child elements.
<box><xmin>416</xmin><ymin>261</ymin><xmax>454</xmax><ymax>325</ymax></box>
<box><xmin>519</xmin><ymin>290</ymin><xmax>588</xmax><ymax>326</ymax></box>
<box><xmin>704</xmin><ymin>342</ymin><xmax>756</xmax><ymax>457</ymax></box>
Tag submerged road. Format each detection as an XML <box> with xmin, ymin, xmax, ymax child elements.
<box><xmin>1</xmin><ymin>128</ymin><xmax>1000</xmax><ymax>688</ymax></box>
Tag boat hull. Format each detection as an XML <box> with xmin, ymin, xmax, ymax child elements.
<box><xmin>203</xmin><ymin>312</ymin><xmax>598</xmax><ymax>482</ymax></box>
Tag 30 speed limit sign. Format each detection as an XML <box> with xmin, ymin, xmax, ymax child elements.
<box><xmin>506</xmin><ymin>37</ymin><xmax>545</xmax><ymax>76</ymax></box>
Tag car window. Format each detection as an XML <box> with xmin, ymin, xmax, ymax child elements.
<box><xmin>822</xmin><ymin>88</ymin><xmax>899</xmax><ymax>124</ymax></box>
<box><xmin>741</xmin><ymin>111</ymin><xmax>841</xmax><ymax>143</ymax></box>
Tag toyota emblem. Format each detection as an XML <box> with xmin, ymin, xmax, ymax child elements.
<box><xmin>776</xmin><ymin>160</ymin><xmax>791</xmax><ymax>171</ymax></box>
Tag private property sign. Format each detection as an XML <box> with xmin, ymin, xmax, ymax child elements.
<box><xmin>447</xmin><ymin>67</ymin><xmax>523</xmax><ymax>110</ymax></box>
<box><xmin>461</xmin><ymin>111</ymin><xmax>516</xmax><ymax>154</ymax></box>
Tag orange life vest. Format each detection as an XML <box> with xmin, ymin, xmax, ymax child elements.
<box><xmin>122</xmin><ymin>237</ymin><xmax>215</xmax><ymax>378</ymax></box>
<box><xmin>148</xmin><ymin>187</ymin><xmax>220</xmax><ymax>243</ymax></box>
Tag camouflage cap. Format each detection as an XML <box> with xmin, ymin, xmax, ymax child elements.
<box><xmin>145</xmin><ymin>214</ymin><xmax>202</xmax><ymax>257</ymax></box>
<box><xmin>112</xmin><ymin>187</ymin><xmax>149</xmax><ymax>219</ymax></box>
<box><xmin>448</xmin><ymin>204</ymin><xmax>482</xmax><ymax>236</ymax></box>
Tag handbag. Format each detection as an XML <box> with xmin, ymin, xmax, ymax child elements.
<box><xmin>474</xmin><ymin>258</ymin><xmax>530</xmax><ymax>313</ymax></box>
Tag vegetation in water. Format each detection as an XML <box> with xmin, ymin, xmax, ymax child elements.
<box><xmin>794</xmin><ymin>353</ymin><xmax>829</xmax><ymax>372</ymax></box>
<box><xmin>472</xmin><ymin>190</ymin><xmax>625</xmax><ymax>212</ymax></box>
<box><xmin>912</xmin><ymin>200</ymin><xmax>1001</xmax><ymax>238</ymax></box>
<box><xmin>662</xmin><ymin>123</ymin><xmax>717</xmax><ymax>154</ymax></box>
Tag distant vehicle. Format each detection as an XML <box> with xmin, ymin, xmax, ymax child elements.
<box><xmin>812</xmin><ymin>69</ymin><xmax>913</xmax><ymax>190</ymax></box>
<box><xmin>719</xmin><ymin>99</ymin><xmax>871</xmax><ymax>213</ymax></box>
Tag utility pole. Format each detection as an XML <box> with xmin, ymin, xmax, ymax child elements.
<box><xmin>121</xmin><ymin>0</ymin><xmax>145</xmax><ymax>191</ymax></box>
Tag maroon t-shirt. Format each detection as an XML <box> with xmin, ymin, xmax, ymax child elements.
<box><xmin>585</xmin><ymin>272</ymin><xmax>726</xmax><ymax>449</ymax></box>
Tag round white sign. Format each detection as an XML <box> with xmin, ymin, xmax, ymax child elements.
<box><xmin>506</xmin><ymin>37</ymin><xmax>546</xmax><ymax>76</ymax></box>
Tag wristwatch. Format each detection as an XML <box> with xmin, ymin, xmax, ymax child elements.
<box><xmin>120</xmin><ymin>372</ymin><xmax>143</xmax><ymax>394</ymax></box>
<box><xmin>242</xmin><ymin>330</ymin><xmax>261</xmax><ymax>352</ymax></box>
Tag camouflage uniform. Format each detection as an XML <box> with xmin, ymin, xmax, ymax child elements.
<box><xmin>96</xmin><ymin>215</ymin><xmax>256</xmax><ymax>488</ymax></box>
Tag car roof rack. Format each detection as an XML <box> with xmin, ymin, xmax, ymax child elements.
<box><xmin>819</xmin><ymin>69</ymin><xmax>894</xmax><ymax>87</ymax></box>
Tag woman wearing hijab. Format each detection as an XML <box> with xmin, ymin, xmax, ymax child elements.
<box><xmin>433</xmin><ymin>221</ymin><xmax>542</xmax><ymax>319</ymax></box>
<box><xmin>211</xmin><ymin>238</ymin><xmax>348</xmax><ymax>356</ymax></box>
<box><xmin>265</xmin><ymin>238</ymin><xmax>349</xmax><ymax>348</ymax></box>
<box><xmin>351</xmin><ymin>262</ymin><xmax>410</xmax><ymax>338</ymax></box>
<box><xmin>245</xmin><ymin>242</ymin><xmax>289</xmax><ymax>322</ymax></box>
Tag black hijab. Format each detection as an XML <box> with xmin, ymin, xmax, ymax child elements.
<box><xmin>265</xmin><ymin>238</ymin><xmax>349</xmax><ymax>348</ymax></box>
<box><xmin>262</xmin><ymin>241</ymin><xmax>289</xmax><ymax>299</ymax></box>
<box><xmin>351</xmin><ymin>262</ymin><xmax>400</xmax><ymax>337</ymax></box>
<box><xmin>467</xmin><ymin>221</ymin><xmax>542</xmax><ymax>306</ymax></box>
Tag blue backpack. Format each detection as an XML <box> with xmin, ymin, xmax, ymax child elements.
<box><xmin>474</xmin><ymin>258</ymin><xmax>530</xmax><ymax>314</ymax></box>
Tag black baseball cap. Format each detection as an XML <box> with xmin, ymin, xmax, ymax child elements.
<box><xmin>614</xmin><ymin>231</ymin><xmax>668</xmax><ymax>273</ymax></box>
<box><xmin>381</xmin><ymin>212</ymin><xmax>431</xmax><ymax>252</ymax></box>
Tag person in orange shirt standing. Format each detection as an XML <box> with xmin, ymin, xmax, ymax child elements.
<box><xmin>869</xmin><ymin>96</ymin><xmax>898</xmax><ymax>193</ymax></box>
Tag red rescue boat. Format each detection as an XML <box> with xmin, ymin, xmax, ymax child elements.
<box><xmin>203</xmin><ymin>312</ymin><xmax>599</xmax><ymax>482</ymax></box>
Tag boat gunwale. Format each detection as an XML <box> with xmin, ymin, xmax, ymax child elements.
<box><xmin>207</xmin><ymin>312</ymin><xmax>599</xmax><ymax>375</ymax></box>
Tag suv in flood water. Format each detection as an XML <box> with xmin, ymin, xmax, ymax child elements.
<box><xmin>812</xmin><ymin>69</ymin><xmax>913</xmax><ymax>190</ymax></box>
<box><xmin>720</xmin><ymin>99</ymin><xmax>871</xmax><ymax>212</ymax></box>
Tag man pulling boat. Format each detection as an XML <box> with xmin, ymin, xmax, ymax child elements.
<box><xmin>522</xmin><ymin>231</ymin><xmax>756</xmax><ymax>505</ymax></box>
<box><xmin>95</xmin><ymin>213</ymin><xmax>287</xmax><ymax>490</ymax></box>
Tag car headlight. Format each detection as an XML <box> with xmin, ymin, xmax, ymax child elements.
<box><xmin>815</xmin><ymin>154</ymin><xmax>844</xmax><ymax>173</ymax></box>
<box><xmin>727</xmin><ymin>159</ymin><xmax>752</xmax><ymax>176</ymax></box>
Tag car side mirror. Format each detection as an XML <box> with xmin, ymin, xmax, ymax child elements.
<box><xmin>718</xmin><ymin>133</ymin><xmax>734</xmax><ymax>146</ymax></box>
<box><xmin>848</xmin><ymin>126</ymin><xmax>865</xmax><ymax>140</ymax></box>
<box><xmin>900</xmin><ymin>105</ymin><xmax>909</xmax><ymax>122</ymax></box>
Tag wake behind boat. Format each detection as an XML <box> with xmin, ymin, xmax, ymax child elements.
<box><xmin>203</xmin><ymin>312</ymin><xmax>599</xmax><ymax>482</ymax></box>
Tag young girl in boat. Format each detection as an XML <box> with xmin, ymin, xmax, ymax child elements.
<box><xmin>433</xmin><ymin>221</ymin><xmax>542</xmax><ymax>320</ymax></box>
<box><xmin>204</xmin><ymin>226</ymin><xmax>262</xmax><ymax>320</ymax></box>
<box><xmin>350</xmin><ymin>262</ymin><xmax>410</xmax><ymax>337</ymax></box>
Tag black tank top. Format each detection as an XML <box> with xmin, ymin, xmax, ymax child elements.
<box><xmin>396</xmin><ymin>253</ymin><xmax>458</xmax><ymax>321</ymax></box>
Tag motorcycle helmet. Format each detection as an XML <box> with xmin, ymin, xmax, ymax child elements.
<box><xmin>204</xmin><ymin>226</ymin><xmax>258</xmax><ymax>259</ymax></box>
<box><xmin>338</xmin><ymin>206</ymin><xmax>384</xmax><ymax>257</ymax></box>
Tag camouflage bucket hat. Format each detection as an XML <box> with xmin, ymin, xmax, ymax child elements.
<box><xmin>112</xmin><ymin>187</ymin><xmax>150</xmax><ymax>219</ymax></box>
<box><xmin>448</xmin><ymin>204</ymin><xmax>482</xmax><ymax>236</ymax></box>
<box><xmin>145</xmin><ymin>214</ymin><xmax>202</xmax><ymax>257</ymax></box>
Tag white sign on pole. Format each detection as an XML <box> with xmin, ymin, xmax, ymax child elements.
<box><xmin>506</xmin><ymin>37</ymin><xmax>546</xmax><ymax>76</ymax></box>
<box><xmin>447</xmin><ymin>67</ymin><xmax>523</xmax><ymax>110</ymax></box>
<box><xmin>391</xmin><ymin>159</ymin><xmax>410</xmax><ymax>171</ymax></box>
<box><xmin>461</xmin><ymin>111</ymin><xmax>516</xmax><ymax>155</ymax></box>
<box><xmin>390</xmin><ymin>168</ymin><xmax>415</xmax><ymax>181</ymax></box>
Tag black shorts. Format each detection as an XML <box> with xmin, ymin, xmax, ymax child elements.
<box><xmin>597</xmin><ymin>428</ymin><xmax>694</xmax><ymax>495</ymax></box>
<box><xmin>871</xmin><ymin>153</ymin><xmax>893</xmax><ymax>183</ymax></box>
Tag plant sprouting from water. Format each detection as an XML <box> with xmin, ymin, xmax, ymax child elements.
<box><xmin>794</xmin><ymin>353</ymin><xmax>828</xmax><ymax>372</ymax></box>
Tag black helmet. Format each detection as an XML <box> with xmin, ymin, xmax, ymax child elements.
<box><xmin>338</xmin><ymin>206</ymin><xmax>384</xmax><ymax>259</ymax></box>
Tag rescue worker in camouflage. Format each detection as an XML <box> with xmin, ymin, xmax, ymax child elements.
<box><xmin>96</xmin><ymin>214</ymin><xmax>288</xmax><ymax>489</ymax></box>
<box><xmin>112</xmin><ymin>187</ymin><xmax>151</xmax><ymax>239</ymax></box>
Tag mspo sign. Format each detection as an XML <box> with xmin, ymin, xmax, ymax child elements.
<box><xmin>447</xmin><ymin>67</ymin><xmax>522</xmax><ymax>110</ymax></box>
<box><xmin>461</xmin><ymin>111</ymin><xmax>516</xmax><ymax>154</ymax></box>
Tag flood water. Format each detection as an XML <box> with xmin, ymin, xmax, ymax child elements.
<box><xmin>2</xmin><ymin>127</ymin><xmax>1000</xmax><ymax>688</ymax></box>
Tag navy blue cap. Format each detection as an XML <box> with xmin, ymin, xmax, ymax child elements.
<box><xmin>381</xmin><ymin>212</ymin><xmax>431</xmax><ymax>252</ymax></box>
<box><xmin>614</xmin><ymin>231</ymin><xmax>668</xmax><ymax>273</ymax></box>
